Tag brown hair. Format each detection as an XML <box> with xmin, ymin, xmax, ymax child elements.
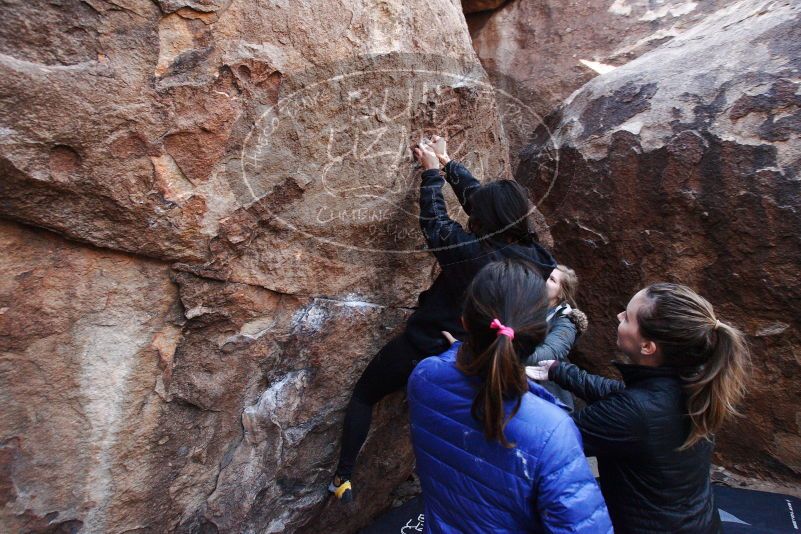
<box><xmin>457</xmin><ymin>259</ymin><xmax>549</xmax><ymax>447</ymax></box>
<box><xmin>637</xmin><ymin>283</ymin><xmax>751</xmax><ymax>450</ymax></box>
<box><xmin>555</xmin><ymin>264</ymin><xmax>579</xmax><ymax>308</ymax></box>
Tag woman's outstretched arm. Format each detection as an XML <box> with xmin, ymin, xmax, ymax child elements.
<box><xmin>527</xmin><ymin>362</ymin><xmax>642</xmax><ymax>456</ymax></box>
<box><xmin>550</xmin><ymin>361</ymin><xmax>625</xmax><ymax>403</ymax></box>
<box><xmin>419</xmin><ymin>169</ymin><xmax>474</xmax><ymax>266</ymax></box>
<box><xmin>569</xmin><ymin>392</ymin><xmax>645</xmax><ymax>457</ymax></box>
<box><xmin>443</xmin><ymin>160</ymin><xmax>481</xmax><ymax>215</ymax></box>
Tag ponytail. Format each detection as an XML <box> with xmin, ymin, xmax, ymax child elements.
<box><xmin>458</xmin><ymin>335</ymin><xmax>527</xmax><ymax>447</ymax></box>
<box><xmin>637</xmin><ymin>283</ymin><xmax>751</xmax><ymax>450</ymax></box>
<box><xmin>681</xmin><ymin>321</ymin><xmax>750</xmax><ymax>450</ymax></box>
<box><xmin>456</xmin><ymin>259</ymin><xmax>549</xmax><ymax>447</ymax></box>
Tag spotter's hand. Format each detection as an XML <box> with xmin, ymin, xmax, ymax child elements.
<box><xmin>525</xmin><ymin>360</ymin><xmax>557</xmax><ymax>381</ymax></box>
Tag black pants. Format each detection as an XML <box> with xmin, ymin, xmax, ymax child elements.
<box><xmin>336</xmin><ymin>333</ymin><xmax>428</xmax><ymax>479</ymax></box>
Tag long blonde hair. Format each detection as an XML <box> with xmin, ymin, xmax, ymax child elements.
<box><xmin>637</xmin><ymin>283</ymin><xmax>750</xmax><ymax>450</ymax></box>
<box><xmin>555</xmin><ymin>264</ymin><xmax>579</xmax><ymax>308</ymax></box>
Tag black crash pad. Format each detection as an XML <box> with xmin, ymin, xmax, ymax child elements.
<box><xmin>361</xmin><ymin>485</ymin><xmax>800</xmax><ymax>533</ymax></box>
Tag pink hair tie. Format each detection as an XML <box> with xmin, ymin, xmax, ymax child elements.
<box><xmin>489</xmin><ymin>318</ymin><xmax>515</xmax><ymax>340</ymax></box>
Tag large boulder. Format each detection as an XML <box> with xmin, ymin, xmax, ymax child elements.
<box><xmin>0</xmin><ymin>0</ymin><xmax>522</xmax><ymax>304</ymax></box>
<box><xmin>0</xmin><ymin>0</ymin><xmax>546</xmax><ymax>532</ymax></box>
<box><xmin>0</xmin><ymin>220</ymin><xmax>179</xmax><ymax>534</ymax></box>
<box><xmin>467</xmin><ymin>0</ymin><xmax>737</xmax><ymax>165</ymax></box>
<box><xmin>518</xmin><ymin>0</ymin><xmax>801</xmax><ymax>483</ymax></box>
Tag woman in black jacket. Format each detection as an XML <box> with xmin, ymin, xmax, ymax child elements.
<box><xmin>329</xmin><ymin>137</ymin><xmax>556</xmax><ymax>501</ymax></box>
<box><xmin>527</xmin><ymin>283</ymin><xmax>750</xmax><ymax>533</ymax></box>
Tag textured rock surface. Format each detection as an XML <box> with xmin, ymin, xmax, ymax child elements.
<box><xmin>0</xmin><ymin>220</ymin><xmax>178</xmax><ymax>534</ymax></box>
<box><xmin>518</xmin><ymin>0</ymin><xmax>801</xmax><ymax>484</ymax></box>
<box><xmin>0</xmin><ymin>0</ymin><xmax>520</xmax><ymax>303</ymax></box>
<box><xmin>467</xmin><ymin>0</ymin><xmax>736</xmax><ymax>165</ymax></box>
<box><xmin>0</xmin><ymin>0</ymin><xmax>544</xmax><ymax>532</ymax></box>
<box><xmin>0</xmin><ymin>218</ymin><xmax>414</xmax><ymax>532</ymax></box>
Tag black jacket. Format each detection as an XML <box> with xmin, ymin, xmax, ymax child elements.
<box><xmin>404</xmin><ymin>160</ymin><xmax>557</xmax><ymax>356</ymax></box>
<box><xmin>551</xmin><ymin>361</ymin><xmax>722</xmax><ymax>534</ymax></box>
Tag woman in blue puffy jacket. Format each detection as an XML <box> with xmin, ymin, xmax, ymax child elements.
<box><xmin>407</xmin><ymin>259</ymin><xmax>612</xmax><ymax>533</ymax></box>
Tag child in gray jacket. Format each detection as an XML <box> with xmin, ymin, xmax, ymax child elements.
<box><xmin>525</xmin><ymin>264</ymin><xmax>588</xmax><ymax>411</ymax></box>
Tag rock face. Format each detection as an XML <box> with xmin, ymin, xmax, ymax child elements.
<box><xmin>467</xmin><ymin>0</ymin><xmax>737</xmax><ymax>165</ymax></box>
<box><xmin>0</xmin><ymin>1</ymin><xmax>546</xmax><ymax>532</ymax></box>
<box><xmin>0</xmin><ymin>0</ymin><xmax>518</xmax><ymax>303</ymax></box>
<box><xmin>0</xmin><ymin>220</ymin><xmax>179</xmax><ymax>534</ymax></box>
<box><xmin>0</xmin><ymin>218</ymin><xmax>414</xmax><ymax>533</ymax></box>
<box><xmin>518</xmin><ymin>0</ymin><xmax>801</xmax><ymax>483</ymax></box>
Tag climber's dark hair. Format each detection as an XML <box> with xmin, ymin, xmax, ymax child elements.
<box><xmin>637</xmin><ymin>283</ymin><xmax>751</xmax><ymax>450</ymax></box>
<box><xmin>457</xmin><ymin>259</ymin><xmax>549</xmax><ymax>447</ymax></box>
<box><xmin>468</xmin><ymin>180</ymin><xmax>536</xmax><ymax>244</ymax></box>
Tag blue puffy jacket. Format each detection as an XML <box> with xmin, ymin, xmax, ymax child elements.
<box><xmin>408</xmin><ymin>343</ymin><xmax>612</xmax><ymax>534</ymax></box>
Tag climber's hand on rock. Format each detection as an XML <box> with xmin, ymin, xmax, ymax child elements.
<box><xmin>525</xmin><ymin>360</ymin><xmax>556</xmax><ymax>381</ymax></box>
<box><xmin>442</xmin><ymin>331</ymin><xmax>458</xmax><ymax>345</ymax></box>
<box><xmin>430</xmin><ymin>135</ymin><xmax>450</xmax><ymax>165</ymax></box>
<box><xmin>414</xmin><ymin>141</ymin><xmax>440</xmax><ymax>171</ymax></box>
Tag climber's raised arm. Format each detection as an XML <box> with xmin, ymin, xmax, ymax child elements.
<box><xmin>429</xmin><ymin>135</ymin><xmax>480</xmax><ymax>215</ymax></box>
<box><xmin>414</xmin><ymin>142</ymin><xmax>473</xmax><ymax>266</ymax></box>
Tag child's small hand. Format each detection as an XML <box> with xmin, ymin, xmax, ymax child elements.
<box><xmin>414</xmin><ymin>141</ymin><xmax>440</xmax><ymax>171</ymax></box>
<box><xmin>429</xmin><ymin>135</ymin><xmax>450</xmax><ymax>165</ymax></box>
<box><xmin>525</xmin><ymin>360</ymin><xmax>556</xmax><ymax>381</ymax></box>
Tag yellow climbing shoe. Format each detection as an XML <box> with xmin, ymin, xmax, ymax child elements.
<box><xmin>328</xmin><ymin>475</ymin><xmax>354</xmax><ymax>503</ymax></box>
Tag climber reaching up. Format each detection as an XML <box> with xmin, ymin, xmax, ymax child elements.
<box><xmin>329</xmin><ymin>135</ymin><xmax>557</xmax><ymax>502</ymax></box>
